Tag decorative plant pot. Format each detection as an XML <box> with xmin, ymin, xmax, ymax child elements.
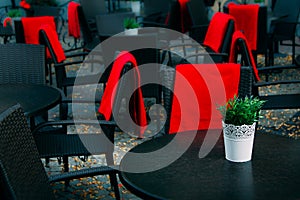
<box><xmin>222</xmin><ymin>121</ymin><xmax>256</xmax><ymax>162</ymax></box>
<box><xmin>124</xmin><ymin>28</ymin><xmax>138</xmax><ymax>35</ymax></box>
<box><xmin>131</xmin><ymin>1</ymin><xmax>141</xmax><ymax>16</ymax></box>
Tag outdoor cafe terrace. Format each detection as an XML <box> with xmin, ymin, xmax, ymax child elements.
<box><xmin>0</xmin><ymin>0</ymin><xmax>299</xmax><ymax>199</ymax></box>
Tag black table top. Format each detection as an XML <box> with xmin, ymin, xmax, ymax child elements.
<box><xmin>119</xmin><ymin>130</ymin><xmax>300</xmax><ymax>200</ymax></box>
<box><xmin>0</xmin><ymin>84</ymin><xmax>61</xmax><ymax>117</ymax></box>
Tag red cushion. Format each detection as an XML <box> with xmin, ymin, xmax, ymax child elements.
<box><xmin>169</xmin><ymin>63</ymin><xmax>241</xmax><ymax>134</ymax></box>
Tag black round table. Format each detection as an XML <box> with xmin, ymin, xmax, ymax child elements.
<box><xmin>119</xmin><ymin>130</ymin><xmax>300</xmax><ymax>200</ymax></box>
<box><xmin>0</xmin><ymin>84</ymin><xmax>61</xmax><ymax>123</ymax></box>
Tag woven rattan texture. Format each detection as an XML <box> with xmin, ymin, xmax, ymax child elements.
<box><xmin>0</xmin><ymin>104</ymin><xmax>55</xmax><ymax>199</ymax></box>
<box><xmin>0</xmin><ymin>44</ymin><xmax>46</xmax><ymax>84</ymax></box>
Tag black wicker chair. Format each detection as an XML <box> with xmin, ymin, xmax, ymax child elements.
<box><xmin>0</xmin><ymin>104</ymin><xmax>120</xmax><ymax>199</ymax></box>
<box><xmin>0</xmin><ymin>43</ymin><xmax>45</xmax><ymax>85</ymax></box>
<box><xmin>186</xmin><ymin>0</ymin><xmax>210</xmax><ymax>43</ymax></box>
<box><xmin>159</xmin><ymin>57</ymin><xmax>252</xmax><ymax>136</ymax></box>
<box><xmin>14</xmin><ymin>16</ymin><xmax>90</xmax><ymax>85</ymax></box>
<box><xmin>0</xmin><ymin>43</ymin><xmax>48</xmax><ymax>126</ymax></box>
<box><xmin>267</xmin><ymin>0</ymin><xmax>300</xmax><ymax>65</ymax></box>
<box><xmin>139</xmin><ymin>0</ymin><xmax>171</xmax><ymax>24</ymax></box>
<box><xmin>140</xmin><ymin>0</ymin><xmax>182</xmax><ymax>34</ymax></box>
<box><xmin>101</xmin><ymin>33</ymin><xmax>162</xmax><ymax>103</ymax></box>
<box><xmin>232</xmin><ymin>33</ymin><xmax>300</xmax><ymax>110</ymax></box>
<box><xmin>224</xmin><ymin>4</ymin><xmax>268</xmax><ymax>66</ymax></box>
<box><xmin>77</xmin><ymin>5</ymin><xmax>101</xmax><ymax>52</ymax></box>
<box><xmin>167</xmin><ymin>12</ymin><xmax>235</xmax><ymax>64</ymax></box>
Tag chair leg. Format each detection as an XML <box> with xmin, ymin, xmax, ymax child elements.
<box><xmin>109</xmin><ymin>173</ymin><xmax>120</xmax><ymax>200</ymax></box>
<box><xmin>292</xmin><ymin>37</ymin><xmax>296</xmax><ymax>64</ymax></box>
<box><xmin>63</xmin><ymin>156</ymin><xmax>70</xmax><ymax>186</ymax></box>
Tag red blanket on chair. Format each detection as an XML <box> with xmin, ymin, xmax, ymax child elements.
<box><xmin>98</xmin><ymin>51</ymin><xmax>147</xmax><ymax>138</ymax></box>
<box><xmin>169</xmin><ymin>63</ymin><xmax>240</xmax><ymax>134</ymax></box>
<box><xmin>228</xmin><ymin>3</ymin><xmax>259</xmax><ymax>51</ymax></box>
<box><xmin>229</xmin><ymin>31</ymin><xmax>260</xmax><ymax>81</ymax></box>
<box><xmin>22</xmin><ymin>16</ymin><xmax>56</xmax><ymax>45</ymax></box>
<box><xmin>39</xmin><ymin>24</ymin><xmax>66</xmax><ymax>63</ymax></box>
<box><xmin>21</xmin><ymin>16</ymin><xmax>66</xmax><ymax>62</ymax></box>
<box><xmin>203</xmin><ymin>12</ymin><xmax>236</xmax><ymax>53</ymax></box>
<box><xmin>68</xmin><ymin>1</ymin><xmax>81</xmax><ymax>39</ymax></box>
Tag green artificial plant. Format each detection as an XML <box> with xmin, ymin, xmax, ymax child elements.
<box><xmin>218</xmin><ymin>96</ymin><xmax>266</xmax><ymax>126</ymax></box>
<box><xmin>123</xmin><ymin>17</ymin><xmax>139</xmax><ymax>29</ymax></box>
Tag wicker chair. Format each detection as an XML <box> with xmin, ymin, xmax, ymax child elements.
<box><xmin>267</xmin><ymin>0</ymin><xmax>300</xmax><ymax>65</ymax></box>
<box><xmin>0</xmin><ymin>104</ymin><xmax>119</xmax><ymax>199</ymax></box>
<box><xmin>0</xmin><ymin>43</ymin><xmax>48</xmax><ymax>126</ymax></box>
<box><xmin>0</xmin><ymin>43</ymin><xmax>45</xmax><ymax>85</ymax></box>
<box><xmin>186</xmin><ymin>0</ymin><xmax>209</xmax><ymax>43</ymax></box>
<box><xmin>232</xmin><ymin>32</ymin><xmax>300</xmax><ymax>110</ymax></box>
<box><xmin>167</xmin><ymin>12</ymin><xmax>235</xmax><ymax>64</ymax></box>
<box><xmin>159</xmin><ymin>59</ymin><xmax>252</xmax><ymax>136</ymax></box>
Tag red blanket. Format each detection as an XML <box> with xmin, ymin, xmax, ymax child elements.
<box><xmin>229</xmin><ymin>31</ymin><xmax>260</xmax><ymax>81</ymax></box>
<box><xmin>169</xmin><ymin>63</ymin><xmax>240</xmax><ymax>133</ymax></box>
<box><xmin>203</xmin><ymin>12</ymin><xmax>235</xmax><ymax>53</ymax></box>
<box><xmin>228</xmin><ymin>3</ymin><xmax>259</xmax><ymax>51</ymax></box>
<box><xmin>68</xmin><ymin>1</ymin><xmax>81</xmax><ymax>39</ymax></box>
<box><xmin>39</xmin><ymin>24</ymin><xmax>66</xmax><ymax>63</ymax></box>
<box><xmin>98</xmin><ymin>51</ymin><xmax>147</xmax><ymax>138</ymax></box>
<box><xmin>21</xmin><ymin>16</ymin><xmax>64</xmax><ymax>61</ymax></box>
<box><xmin>22</xmin><ymin>16</ymin><xmax>56</xmax><ymax>45</ymax></box>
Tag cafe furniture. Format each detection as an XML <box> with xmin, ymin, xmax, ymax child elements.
<box><xmin>119</xmin><ymin>130</ymin><xmax>300</xmax><ymax>199</ymax></box>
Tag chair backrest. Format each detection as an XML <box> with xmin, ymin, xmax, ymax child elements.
<box><xmin>186</xmin><ymin>0</ymin><xmax>209</xmax><ymax>27</ymax></box>
<box><xmin>0</xmin><ymin>43</ymin><xmax>46</xmax><ymax>84</ymax></box>
<box><xmin>143</xmin><ymin>0</ymin><xmax>171</xmax><ymax>17</ymax></box>
<box><xmin>271</xmin><ymin>0</ymin><xmax>300</xmax><ymax>39</ymax></box>
<box><xmin>225</xmin><ymin>4</ymin><xmax>267</xmax><ymax>54</ymax></box>
<box><xmin>79</xmin><ymin>0</ymin><xmax>107</xmax><ymax>21</ymax></box>
<box><xmin>96</xmin><ymin>12</ymin><xmax>135</xmax><ymax>37</ymax></box>
<box><xmin>77</xmin><ymin>5</ymin><xmax>98</xmax><ymax>44</ymax></box>
<box><xmin>203</xmin><ymin>12</ymin><xmax>235</xmax><ymax>54</ymax></box>
<box><xmin>101</xmin><ymin>33</ymin><xmax>161</xmax><ymax>101</ymax></box>
<box><xmin>0</xmin><ymin>104</ymin><xmax>55</xmax><ymax>199</ymax></box>
<box><xmin>161</xmin><ymin>61</ymin><xmax>252</xmax><ymax>135</ymax></box>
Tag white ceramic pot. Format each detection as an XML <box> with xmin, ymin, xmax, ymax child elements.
<box><xmin>131</xmin><ymin>1</ymin><xmax>141</xmax><ymax>16</ymax></box>
<box><xmin>222</xmin><ymin>121</ymin><xmax>256</xmax><ymax>162</ymax></box>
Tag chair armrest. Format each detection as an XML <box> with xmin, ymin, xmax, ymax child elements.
<box><xmin>139</xmin><ymin>21</ymin><xmax>168</xmax><ymax>28</ymax></box>
<box><xmin>32</xmin><ymin>119</ymin><xmax>117</xmax><ymax>135</ymax></box>
<box><xmin>65</xmin><ymin>51</ymin><xmax>89</xmax><ymax>58</ymax></box>
<box><xmin>48</xmin><ymin>165</ymin><xmax>119</xmax><ymax>183</ymax></box>
<box><xmin>257</xmin><ymin>64</ymin><xmax>299</xmax><ymax>73</ymax></box>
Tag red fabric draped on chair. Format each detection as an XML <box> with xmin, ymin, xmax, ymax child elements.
<box><xmin>169</xmin><ymin>63</ymin><xmax>241</xmax><ymax>134</ymax></box>
<box><xmin>21</xmin><ymin>16</ymin><xmax>56</xmax><ymax>45</ymax></box>
<box><xmin>203</xmin><ymin>12</ymin><xmax>236</xmax><ymax>53</ymax></box>
<box><xmin>21</xmin><ymin>16</ymin><xmax>66</xmax><ymax>62</ymax></box>
<box><xmin>39</xmin><ymin>24</ymin><xmax>66</xmax><ymax>63</ymax></box>
<box><xmin>228</xmin><ymin>3</ymin><xmax>259</xmax><ymax>51</ymax></box>
<box><xmin>98</xmin><ymin>51</ymin><xmax>147</xmax><ymax>138</ymax></box>
<box><xmin>68</xmin><ymin>1</ymin><xmax>81</xmax><ymax>39</ymax></box>
<box><xmin>229</xmin><ymin>31</ymin><xmax>260</xmax><ymax>81</ymax></box>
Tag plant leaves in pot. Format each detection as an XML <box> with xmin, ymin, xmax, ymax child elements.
<box><xmin>123</xmin><ymin>17</ymin><xmax>139</xmax><ymax>35</ymax></box>
<box><xmin>218</xmin><ymin>95</ymin><xmax>266</xmax><ymax>162</ymax></box>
